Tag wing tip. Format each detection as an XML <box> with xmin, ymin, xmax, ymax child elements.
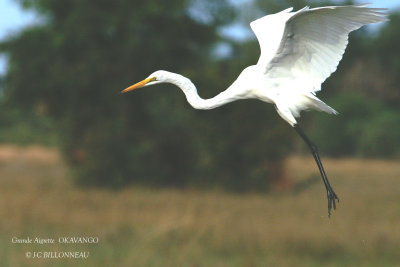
<box><xmin>281</xmin><ymin>7</ymin><xmax>294</xmax><ymax>13</ymax></box>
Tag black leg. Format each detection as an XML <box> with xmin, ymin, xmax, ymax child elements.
<box><xmin>294</xmin><ymin>124</ymin><xmax>339</xmax><ymax>217</ymax></box>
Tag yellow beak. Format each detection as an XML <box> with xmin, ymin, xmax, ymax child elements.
<box><xmin>121</xmin><ymin>77</ymin><xmax>156</xmax><ymax>93</ymax></box>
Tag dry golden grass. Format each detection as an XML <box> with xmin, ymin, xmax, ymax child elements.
<box><xmin>0</xmin><ymin>145</ymin><xmax>399</xmax><ymax>266</ymax></box>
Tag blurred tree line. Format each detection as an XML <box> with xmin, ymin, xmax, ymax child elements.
<box><xmin>0</xmin><ymin>0</ymin><xmax>398</xmax><ymax>190</ymax></box>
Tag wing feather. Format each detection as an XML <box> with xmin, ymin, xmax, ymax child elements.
<box><xmin>251</xmin><ymin>5</ymin><xmax>388</xmax><ymax>93</ymax></box>
<box><xmin>249</xmin><ymin>7</ymin><xmax>297</xmax><ymax>67</ymax></box>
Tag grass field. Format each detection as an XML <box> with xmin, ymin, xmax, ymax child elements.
<box><xmin>0</xmin><ymin>145</ymin><xmax>399</xmax><ymax>266</ymax></box>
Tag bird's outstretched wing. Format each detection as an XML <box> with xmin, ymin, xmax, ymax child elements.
<box><xmin>250</xmin><ymin>5</ymin><xmax>388</xmax><ymax>92</ymax></box>
<box><xmin>250</xmin><ymin>7</ymin><xmax>295</xmax><ymax>68</ymax></box>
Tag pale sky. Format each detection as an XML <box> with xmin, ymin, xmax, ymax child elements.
<box><xmin>1</xmin><ymin>0</ymin><xmax>399</xmax><ymax>74</ymax></box>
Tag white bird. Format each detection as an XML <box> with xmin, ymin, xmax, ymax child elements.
<box><xmin>122</xmin><ymin>5</ymin><xmax>387</xmax><ymax>217</ymax></box>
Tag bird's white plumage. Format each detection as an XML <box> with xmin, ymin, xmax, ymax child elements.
<box><xmin>252</xmin><ymin>5</ymin><xmax>387</xmax><ymax>93</ymax></box>
<box><xmin>125</xmin><ymin>5</ymin><xmax>387</xmax><ymax>126</ymax></box>
<box><xmin>247</xmin><ymin>5</ymin><xmax>387</xmax><ymax>125</ymax></box>
<box><xmin>249</xmin><ymin>7</ymin><xmax>295</xmax><ymax>67</ymax></box>
<box><xmin>123</xmin><ymin>5</ymin><xmax>388</xmax><ymax>216</ymax></box>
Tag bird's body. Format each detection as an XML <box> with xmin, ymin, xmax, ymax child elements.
<box><xmin>122</xmin><ymin>5</ymin><xmax>387</xmax><ymax>216</ymax></box>
<box><xmin>150</xmin><ymin>65</ymin><xmax>337</xmax><ymax>125</ymax></box>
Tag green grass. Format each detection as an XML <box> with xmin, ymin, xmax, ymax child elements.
<box><xmin>0</xmin><ymin>145</ymin><xmax>400</xmax><ymax>266</ymax></box>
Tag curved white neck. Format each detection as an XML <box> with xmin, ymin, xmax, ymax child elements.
<box><xmin>164</xmin><ymin>72</ymin><xmax>240</xmax><ymax>110</ymax></box>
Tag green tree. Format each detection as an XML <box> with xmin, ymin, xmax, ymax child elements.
<box><xmin>0</xmin><ymin>0</ymin><xmax>293</xmax><ymax>190</ymax></box>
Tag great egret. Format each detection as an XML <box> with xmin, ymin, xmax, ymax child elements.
<box><xmin>122</xmin><ymin>5</ymin><xmax>387</xmax><ymax>217</ymax></box>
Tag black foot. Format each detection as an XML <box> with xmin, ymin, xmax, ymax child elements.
<box><xmin>327</xmin><ymin>187</ymin><xmax>339</xmax><ymax>218</ymax></box>
<box><xmin>294</xmin><ymin>124</ymin><xmax>340</xmax><ymax>217</ymax></box>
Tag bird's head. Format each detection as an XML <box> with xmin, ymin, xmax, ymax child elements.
<box><xmin>121</xmin><ymin>70</ymin><xmax>170</xmax><ymax>93</ymax></box>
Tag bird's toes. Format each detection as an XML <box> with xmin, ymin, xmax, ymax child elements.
<box><xmin>327</xmin><ymin>191</ymin><xmax>339</xmax><ymax>217</ymax></box>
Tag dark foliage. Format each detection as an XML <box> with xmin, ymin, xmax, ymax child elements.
<box><xmin>0</xmin><ymin>0</ymin><xmax>293</xmax><ymax>190</ymax></box>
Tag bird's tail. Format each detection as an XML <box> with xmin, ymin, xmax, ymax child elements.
<box><xmin>306</xmin><ymin>94</ymin><xmax>338</xmax><ymax>115</ymax></box>
<box><xmin>274</xmin><ymin>94</ymin><xmax>338</xmax><ymax>126</ymax></box>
